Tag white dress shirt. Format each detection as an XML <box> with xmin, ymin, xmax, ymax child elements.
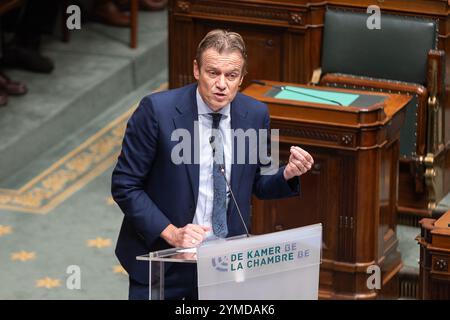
<box><xmin>192</xmin><ymin>89</ymin><xmax>232</xmax><ymax>239</ymax></box>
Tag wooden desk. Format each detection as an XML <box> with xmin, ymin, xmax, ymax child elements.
<box><xmin>417</xmin><ymin>210</ymin><xmax>450</xmax><ymax>300</ymax></box>
<box><xmin>243</xmin><ymin>80</ymin><xmax>411</xmax><ymax>299</ymax></box>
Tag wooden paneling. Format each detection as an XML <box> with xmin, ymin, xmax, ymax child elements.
<box><xmin>168</xmin><ymin>0</ymin><xmax>450</xmax><ymax>219</ymax></box>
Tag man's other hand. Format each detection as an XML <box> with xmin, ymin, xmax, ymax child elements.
<box><xmin>283</xmin><ymin>146</ymin><xmax>314</xmax><ymax>180</ymax></box>
<box><xmin>160</xmin><ymin>224</ymin><xmax>211</xmax><ymax>248</ymax></box>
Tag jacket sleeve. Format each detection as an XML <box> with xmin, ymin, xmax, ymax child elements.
<box><xmin>252</xmin><ymin>107</ymin><xmax>300</xmax><ymax>200</ymax></box>
<box><xmin>111</xmin><ymin>96</ymin><xmax>171</xmax><ymax>248</ymax></box>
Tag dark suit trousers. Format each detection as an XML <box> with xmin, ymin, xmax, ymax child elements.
<box><xmin>129</xmin><ymin>264</ymin><xmax>198</xmax><ymax>300</ymax></box>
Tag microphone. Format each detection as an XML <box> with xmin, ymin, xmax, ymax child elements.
<box><xmin>251</xmin><ymin>79</ymin><xmax>343</xmax><ymax>106</ymax></box>
<box><xmin>209</xmin><ymin>136</ymin><xmax>215</xmax><ymax>156</ymax></box>
<box><xmin>209</xmin><ymin>136</ymin><xmax>250</xmax><ymax>238</ymax></box>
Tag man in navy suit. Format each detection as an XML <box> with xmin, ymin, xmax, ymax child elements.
<box><xmin>111</xmin><ymin>29</ymin><xmax>314</xmax><ymax>300</ymax></box>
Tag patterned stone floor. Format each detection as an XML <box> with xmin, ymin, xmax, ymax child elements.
<box><xmin>0</xmin><ymin>77</ymin><xmax>167</xmax><ymax>299</ymax></box>
<box><xmin>0</xmin><ymin>7</ymin><xmax>168</xmax><ymax>299</ymax></box>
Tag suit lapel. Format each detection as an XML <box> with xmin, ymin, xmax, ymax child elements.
<box><xmin>173</xmin><ymin>85</ymin><xmax>199</xmax><ymax>207</ymax></box>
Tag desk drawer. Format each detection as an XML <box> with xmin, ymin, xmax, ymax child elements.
<box><xmin>431</xmin><ymin>255</ymin><xmax>450</xmax><ymax>276</ymax></box>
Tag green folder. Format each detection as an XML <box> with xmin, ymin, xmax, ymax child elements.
<box><xmin>274</xmin><ymin>86</ymin><xmax>359</xmax><ymax>107</ymax></box>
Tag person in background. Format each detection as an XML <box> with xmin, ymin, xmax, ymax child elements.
<box><xmin>0</xmin><ymin>4</ymin><xmax>28</xmax><ymax>106</ymax></box>
<box><xmin>1</xmin><ymin>0</ymin><xmax>58</xmax><ymax>74</ymax></box>
<box><xmin>92</xmin><ymin>0</ymin><xmax>167</xmax><ymax>27</ymax></box>
<box><xmin>0</xmin><ymin>70</ymin><xmax>27</xmax><ymax>107</ymax></box>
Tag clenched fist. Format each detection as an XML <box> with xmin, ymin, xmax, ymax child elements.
<box><xmin>283</xmin><ymin>146</ymin><xmax>314</xmax><ymax>180</ymax></box>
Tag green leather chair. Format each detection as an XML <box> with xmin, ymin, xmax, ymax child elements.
<box><xmin>315</xmin><ymin>8</ymin><xmax>447</xmax><ymax>220</ymax></box>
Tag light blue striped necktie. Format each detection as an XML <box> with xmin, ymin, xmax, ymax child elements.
<box><xmin>209</xmin><ymin>113</ymin><xmax>228</xmax><ymax>238</ymax></box>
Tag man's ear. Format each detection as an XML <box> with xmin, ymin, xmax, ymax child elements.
<box><xmin>193</xmin><ymin>60</ymin><xmax>200</xmax><ymax>81</ymax></box>
<box><xmin>239</xmin><ymin>75</ymin><xmax>244</xmax><ymax>86</ymax></box>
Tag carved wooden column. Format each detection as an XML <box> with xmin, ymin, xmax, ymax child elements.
<box><xmin>417</xmin><ymin>210</ymin><xmax>450</xmax><ymax>299</ymax></box>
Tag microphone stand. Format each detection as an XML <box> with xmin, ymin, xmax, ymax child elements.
<box><xmin>210</xmin><ymin>126</ymin><xmax>251</xmax><ymax>238</ymax></box>
<box><xmin>219</xmin><ymin>164</ymin><xmax>250</xmax><ymax>238</ymax></box>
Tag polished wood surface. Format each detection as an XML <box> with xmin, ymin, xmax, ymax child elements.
<box><xmin>417</xmin><ymin>210</ymin><xmax>450</xmax><ymax>299</ymax></box>
<box><xmin>168</xmin><ymin>0</ymin><xmax>450</xmax><ymax>219</ymax></box>
<box><xmin>246</xmin><ymin>80</ymin><xmax>410</xmax><ymax>123</ymax></box>
<box><xmin>243</xmin><ymin>81</ymin><xmax>410</xmax><ymax>299</ymax></box>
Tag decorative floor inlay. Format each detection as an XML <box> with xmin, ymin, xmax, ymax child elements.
<box><xmin>0</xmin><ymin>83</ymin><xmax>168</xmax><ymax>214</ymax></box>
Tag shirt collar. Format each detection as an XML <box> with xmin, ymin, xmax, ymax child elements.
<box><xmin>196</xmin><ymin>88</ymin><xmax>230</xmax><ymax>118</ymax></box>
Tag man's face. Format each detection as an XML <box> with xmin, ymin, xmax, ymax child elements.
<box><xmin>193</xmin><ymin>48</ymin><xmax>244</xmax><ymax>111</ymax></box>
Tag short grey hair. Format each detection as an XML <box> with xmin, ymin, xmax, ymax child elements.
<box><xmin>195</xmin><ymin>29</ymin><xmax>247</xmax><ymax>75</ymax></box>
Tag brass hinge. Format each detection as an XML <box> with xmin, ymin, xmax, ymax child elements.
<box><xmin>410</xmin><ymin>153</ymin><xmax>425</xmax><ymax>194</ymax></box>
<box><xmin>424</xmin><ymin>153</ymin><xmax>437</xmax><ymax>210</ymax></box>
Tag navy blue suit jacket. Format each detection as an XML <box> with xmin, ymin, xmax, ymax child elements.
<box><xmin>111</xmin><ymin>83</ymin><xmax>300</xmax><ymax>289</ymax></box>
